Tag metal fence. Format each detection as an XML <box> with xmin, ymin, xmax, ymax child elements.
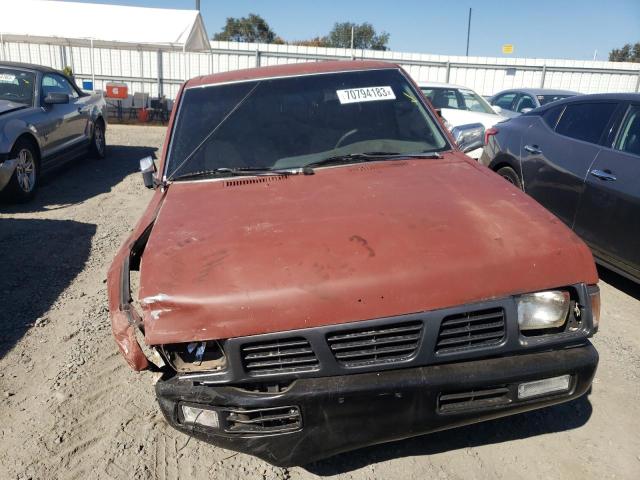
<box><xmin>1</xmin><ymin>38</ymin><xmax>639</xmax><ymax>101</ymax></box>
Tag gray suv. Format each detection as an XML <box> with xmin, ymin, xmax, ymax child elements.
<box><xmin>480</xmin><ymin>93</ymin><xmax>640</xmax><ymax>282</ymax></box>
<box><xmin>0</xmin><ymin>62</ymin><xmax>107</xmax><ymax>202</ymax></box>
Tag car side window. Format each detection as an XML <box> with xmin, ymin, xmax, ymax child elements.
<box><xmin>615</xmin><ymin>105</ymin><xmax>640</xmax><ymax>156</ymax></box>
<box><xmin>541</xmin><ymin>105</ymin><xmax>564</xmax><ymax>129</ymax></box>
<box><xmin>515</xmin><ymin>95</ymin><xmax>536</xmax><ymax>112</ymax></box>
<box><xmin>555</xmin><ymin>102</ymin><xmax>617</xmax><ymax>144</ymax></box>
<box><xmin>42</xmin><ymin>73</ymin><xmax>78</xmax><ymax>99</ymax></box>
<box><xmin>493</xmin><ymin>93</ymin><xmax>516</xmax><ymax>110</ymax></box>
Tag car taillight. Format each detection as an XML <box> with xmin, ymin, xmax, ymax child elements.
<box><xmin>484</xmin><ymin>127</ymin><xmax>498</xmax><ymax>145</ymax></box>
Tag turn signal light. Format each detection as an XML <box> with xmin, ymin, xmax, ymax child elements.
<box><xmin>589</xmin><ymin>286</ymin><xmax>601</xmax><ymax>330</ymax></box>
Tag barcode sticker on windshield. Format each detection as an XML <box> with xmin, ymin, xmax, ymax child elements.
<box><xmin>336</xmin><ymin>86</ymin><xmax>395</xmax><ymax>104</ymax></box>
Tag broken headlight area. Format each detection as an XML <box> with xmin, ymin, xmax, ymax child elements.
<box><xmin>160</xmin><ymin>341</ymin><xmax>227</xmax><ymax>373</ymax></box>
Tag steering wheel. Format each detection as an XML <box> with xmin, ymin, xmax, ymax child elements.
<box><xmin>334</xmin><ymin>129</ymin><xmax>359</xmax><ymax>149</ymax></box>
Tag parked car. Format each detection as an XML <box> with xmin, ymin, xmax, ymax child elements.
<box><xmin>108</xmin><ymin>61</ymin><xmax>600</xmax><ymax>466</ymax></box>
<box><xmin>489</xmin><ymin>88</ymin><xmax>578</xmax><ymax>118</ymax></box>
<box><xmin>0</xmin><ymin>62</ymin><xmax>107</xmax><ymax>202</ymax></box>
<box><xmin>481</xmin><ymin>93</ymin><xmax>640</xmax><ymax>282</ymax></box>
<box><xmin>419</xmin><ymin>82</ymin><xmax>505</xmax><ymax>158</ymax></box>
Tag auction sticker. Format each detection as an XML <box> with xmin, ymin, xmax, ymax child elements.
<box><xmin>0</xmin><ymin>73</ymin><xmax>16</xmax><ymax>83</ymax></box>
<box><xmin>337</xmin><ymin>86</ymin><xmax>395</xmax><ymax>104</ymax></box>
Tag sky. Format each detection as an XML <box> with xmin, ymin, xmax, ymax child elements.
<box><xmin>58</xmin><ymin>0</ymin><xmax>640</xmax><ymax>61</ymax></box>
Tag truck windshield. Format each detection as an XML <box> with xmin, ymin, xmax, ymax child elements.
<box><xmin>166</xmin><ymin>69</ymin><xmax>449</xmax><ymax>180</ymax></box>
<box><xmin>0</xmin><ymin>68</ymin><xmax>35</xmax><ymax>107</ymax></box>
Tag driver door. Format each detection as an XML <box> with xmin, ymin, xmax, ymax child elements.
<box><xmin>39</xmin><ymin>73</ymin><xmax>84</xmax><ymax>161</ymax></box>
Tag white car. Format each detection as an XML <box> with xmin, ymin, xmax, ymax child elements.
<box><xmin>418</xmin><ymin>82</ymin><xmax>505</xmax><ymax>158</ymax></box>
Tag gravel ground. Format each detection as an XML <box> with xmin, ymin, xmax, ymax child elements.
<box><xmin>0</xmin><ymin>124</ymin><xmax>639</xmax><ymax>480</ymax></box>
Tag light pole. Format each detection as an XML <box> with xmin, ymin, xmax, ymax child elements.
<box><xmin>465</xmin><ymin>8</ymin><xmax>472</xmax><ymax>56</ymax></box>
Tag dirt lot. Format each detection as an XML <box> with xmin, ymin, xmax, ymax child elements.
<box><xmin>1</xmin><ymin>124</ymin><xmax>639</xmax><ymax>480</ymax></box>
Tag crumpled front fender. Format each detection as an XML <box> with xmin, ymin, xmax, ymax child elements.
<box><xmin>107</xmin><ymin>189</ymin><xmax>165</xmax><ymax>370</ymax></box>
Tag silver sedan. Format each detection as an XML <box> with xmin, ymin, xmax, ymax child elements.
<box><xmin>0</xmin><ymin>62</ymin><xmax>107</xmax><ymax>202</ymax></box>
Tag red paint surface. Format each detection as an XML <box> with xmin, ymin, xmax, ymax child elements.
<box><xmin>108</xmin><ymin>61</ymin><xmax>597</xmax><ymax>367</ymax></box>
<box><xmin>137</xmin><ymin>154</ymin><xmax>597</xmax><ymax>346</ymax></box>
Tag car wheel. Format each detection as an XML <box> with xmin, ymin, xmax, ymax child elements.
<box><xmin>496</xmin><ymin>166</ymin><xmax>523</xmax><ymax>190</ymax></box>
<box><xmin>90</xmin><ymin>120</ymin><xmax>106</xmax><ymax>159</ymax></box>
<box><xmin>2</xmin><ymin>139</ymin><xmax>39</xmax><ymax>203</ymax></box>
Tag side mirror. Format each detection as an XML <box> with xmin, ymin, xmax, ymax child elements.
<box><xmin>451</xmin><ymin>123</ymin><xmax>485</xmax><ymax>154</ymax></box>
<box><xmin>492</xmin><ymin>105</ymin><xmax>503</xmax><ymax>114</ymax></box>
<box><xmin>520</xmin><ymin>107</ymin><xmax>533</xmax><ymax>114</ymax></box>
<box><xmin>139</xmin><ymin>156</ymin><xmax>157</xmax><ymax>189</ymax></box>
<box><xmin>43</xmin><ymin>93</ymin><xmax>69</xmax><ymax>105</ymax></box>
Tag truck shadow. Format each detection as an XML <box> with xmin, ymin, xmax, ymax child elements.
<box><xmin>0</xmin><ymin>144</ymin><xmax>157</xmax><ymax>213</ymax></box>
<box><xmin>0</xmin><ymin>218</ymin><xmax>95</xmax><ymax>359</ymax></box>
<box><xmin>597</xmin><ymin>266</ymin><xmax>640</xmax><ymax>301</ymax></box>
<box><xmin>304</xmin><ymin>395</ymin><xmax>592</xmax><ymax>475</ymax></box>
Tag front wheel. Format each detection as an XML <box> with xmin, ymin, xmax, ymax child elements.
<box><xmin>2</xmin><ymin>139</ymin><xmax>39</xmax><ymax>203</ymax></box>
<box><xmin>90</xmin><ymin>120</ymin><xmax>106</xmax><ymax>159</ymax></box>
<box><xmin>496</xmin><ymin>166</ymin><xmax>523</xmax><ymax>190</ymax></box>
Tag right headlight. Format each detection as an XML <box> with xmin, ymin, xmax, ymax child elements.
<box><xmin>517</xmin><ymin>290</ymin><xmax>570</xmax><ymax>331</ymax></box>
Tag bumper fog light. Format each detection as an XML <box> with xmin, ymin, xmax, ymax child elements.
<box><xmin>517</xmin><ymin>290</ymin><xmax>570</xmax><ymax>331</ymax></box>
<box><xmin>517</xmin><ymin>375</ymin><xmax>571</xmax><ymax>399</ymax></box>
<box><xmin>181</xmin><ymin>404</ymin><xmax>220</xmax><ymax>428</ymax></box>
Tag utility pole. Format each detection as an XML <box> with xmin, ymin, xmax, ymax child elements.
<box><xmin>195</xmin><ymin>0</ymin><xmax>200</xmax><ymax>10</ymax></box>
<box><xmin>351</xmin><ymin>25</ymin><xmax>355</xmax><ymax>60</ymax></box>
<box><xmin>465</xmin><ymin>8</ymin><xmax>472</xmax><ymax>56</ymax></box>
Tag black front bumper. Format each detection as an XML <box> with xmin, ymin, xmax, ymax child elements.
<box><xmin>156</xmin><ymin>343</ymin><xmax>598</xmax><ymax>467</ymax></box>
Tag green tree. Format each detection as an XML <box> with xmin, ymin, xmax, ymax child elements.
<box><xmin>326</xmin><ymin>22</ymin><xmax>390</xmax><ymax>50</ymax></box>
<box><xmin>213</xmin><ymin>14</ymin><xmax>277</xmax><ymax>43</ymax></box>
<box><xmin>608</xmin><ymin>42</ymin><xmax>640</xmax><ymax>62</ymax></box>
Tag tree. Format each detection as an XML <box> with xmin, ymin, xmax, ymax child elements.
<box><xmin>325</xmin><ymin>22</ymin><xmax>390</xmax><ymax>51</ymax></box>
<box><xmin>608</xmin><ymin>42</ymin><xmax>640</xmax><ymax>62</ymax></box>
<box><xmin>213</xmin><ymin>14</ymin><xmax>277</xmax><ymax>43</ymax></box>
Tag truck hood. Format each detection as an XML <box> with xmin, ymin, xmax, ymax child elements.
<box><xmin>139</xmin><ymin>154</ymin><xmax>597</xmax><ymax>345</ymax></box>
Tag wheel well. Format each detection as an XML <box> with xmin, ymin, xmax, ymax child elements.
<box><xmin>490</xmin><ymin>154</ymin><xmax>517</xmax><ymax>173</ymax></box>
<box><xmin>12</xmin><ymin>133</ymin><xmax>41</xmax><ymax>161</ymax></box>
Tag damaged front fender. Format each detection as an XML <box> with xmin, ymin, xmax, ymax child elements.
<box><xmin>107</xmin><ymin>190</ymin><xmax>165</xmax><ymax>371</ymax></box>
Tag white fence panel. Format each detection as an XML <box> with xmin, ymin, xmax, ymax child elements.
<box><xmin>1</xmin><ymin>38</ymin><xmax>638</xmax><ymax>100</ymax></box>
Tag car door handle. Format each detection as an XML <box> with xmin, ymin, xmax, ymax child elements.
<box><xmin>523</xmin><ymin>144</ymin><xmax>542</xmax><ymax>155</ymax></box>
<box><xmin>590</xmin><ymin>169</ymin><xmax>617</xmax><ymax>181</ymax></box>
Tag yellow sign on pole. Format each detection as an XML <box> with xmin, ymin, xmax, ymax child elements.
<box><xmin>502</xmin><ymin>44</ymin><xmax>514</xmax><ymax>54</ymax></box>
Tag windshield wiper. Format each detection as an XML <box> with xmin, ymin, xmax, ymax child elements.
<box><xmin>171</xmin><ymin>166</ymin><xmax>314</xmax><ymax>182</ymax></box>
<box><xmin>305</xmin><ymin>151</ymin><xmax>442</xmax><ymax>169</ymax></box>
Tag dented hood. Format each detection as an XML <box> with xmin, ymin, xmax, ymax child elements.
<box><xmin>139</xmin><ymin>154</ymin><xmax>597</xmax><ymax>345</ymax></box>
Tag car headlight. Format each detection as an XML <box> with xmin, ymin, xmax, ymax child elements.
<box><xmin>517</xmin><ymin>290</ymin><xmax>570</xmax><ymax>331</ymax></box>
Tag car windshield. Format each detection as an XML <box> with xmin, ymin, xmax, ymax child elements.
<box><xmin>166</xmin><ymin>69</ymin><xmax>449</xmax><ymax>180</ymax></box>
<box><xmin>420</xmin><ymin>87</ymin><xmax>495</xmax><ymax>114</ymax></box>
<box><xmin>0</xmin><ymin>68</ymin><xmax>35</xmax><ymax>106</ymax></box>
<box><xmin>537</xmin><ymin>94</ymin><xmax>575</xmax><ymax>106</ymax></box>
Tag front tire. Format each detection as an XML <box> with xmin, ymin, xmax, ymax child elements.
<box><xmin>496</xmin><ymin>166</ymin><xmax>523</xmax><ymax>190</ymax></box>
<box><xmin>90</xmin><ymin>119</ymin><xmax>106</xmax><ymax>159</ymax></box>
<box><xmin>2</xmin><ymin>139</ymin><xmax>39</xmax><ymax>203</ymax></box>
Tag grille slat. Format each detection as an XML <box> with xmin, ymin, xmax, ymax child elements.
<box><xmin>224</xmin><ymin>406</ymin><xmax>301</xmax><ymax>434</ymax></box>
<box><xmin>436</xmin><ymin>308</ymin><xmax>506</xmax><ymax>354</ymax></box>
<box><xmin>241</xmin><ymin>337</ymin><xmax>319</xmax><ymax>375</ymax></box>
<box><xmin>327</xmin><ymin>321</ymin><xmax>423</xmax><ymax>367</ymax></box>
<box><xmin>439</xmin><ymin>386</ymin><xmax>511</xmax><ymax>413</ymax></box>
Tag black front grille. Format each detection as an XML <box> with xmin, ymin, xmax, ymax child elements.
<box><xmin>326</xmin><ymin>321</ymin><xmax>423</xmax><ymax>367</ymax></box>
<box><xmin>436</xmin><ymin>307</ymin><xmax>506</xmax><ymax>354</ymax></box>
<box><xmin>438</xmin><ymin>386</ymin><xmax>511</xmax><ymax>413</ymax></box>
<box><xmin>241</xmin><ymin>338</ymin><xmax>319</xmax><ymax>375</ymax></box>
<box><xmin>224</xmin><ymin>406</ymin><xmax>301</xmax><ymax>434</ymax></box>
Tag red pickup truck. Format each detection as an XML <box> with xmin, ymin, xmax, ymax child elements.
<box><xmin>108</xmin><ymin>61</ymin><xmax>600</xmax><ymax>466</ymax></box>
